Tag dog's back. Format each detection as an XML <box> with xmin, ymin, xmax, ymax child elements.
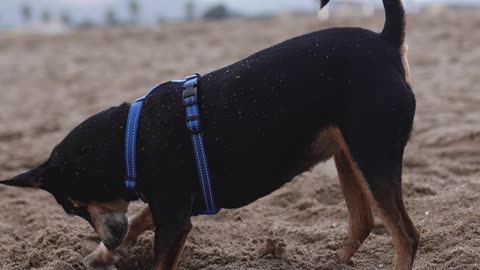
<box><xmin>172</xmin><ymin>0</ymin><xmax>415</xmax><ymax>204</ymax></box>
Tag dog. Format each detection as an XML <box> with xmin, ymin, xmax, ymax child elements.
<box><xmin>0</xmin><ymin>0</ymin><xmax>419</xmax><ymax>269</ymax></box>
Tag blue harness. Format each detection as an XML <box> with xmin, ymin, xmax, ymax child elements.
<box><xmin>124</xmin><ymin>74</ymin><xmax>219</xmax><ymax>215</ymax></box>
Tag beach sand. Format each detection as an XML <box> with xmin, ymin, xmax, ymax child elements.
<box><xmin>0</xmin><ymin>9</ymin><xmax>479</xmax><ymax>270</ymax></box>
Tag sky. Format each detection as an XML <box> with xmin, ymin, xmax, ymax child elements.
<box><xmin>0</xmin><ymin>0</ymin><xmax>318</xmax><ymax>26</ymax></box>
<box><xmin>0</xmin><ymin>0</ymin><xmax>478</xmax><ymax>27</ymax></box>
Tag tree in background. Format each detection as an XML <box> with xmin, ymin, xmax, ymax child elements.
<box><xmin>203</xmin><ymin>4</ymin><xmax>231</xmax><ymax>21</ymax></box>
<box><xmin>185</xmin><ymin>0</ymin><xmax>195</xmax><ymax>21</ymax></box>
<box><xmin>105</xmin><ymin>7</ymin><xmax>119</xmax><ymax>27</ymax></box>
<box><xmin>78</xmin><ymin>19</ymin><xmax>95</xmax><ymax>29</ymax></box>
<box><xmin>21</xmin><ymin>3</ymin><xmax>32</xmax><ymax>25</ymax></box>
<box><xmin>60</xmin><ymin>11</ymin><xmax>72</xmax><ymax>27</ymax></box>
<box><xmin>128</xmin><ymin>0</ymin><xmax>140</xmax><ymax>25</ymax></box>
<box><xmin>41</xmin><ymin>10</ymin><xmax>51</xmax><ymax>24</ymax></box>
<box><xmin>157</xmin><ymin>16</ymin><xmax>166</xmax><ymax>25</ymax></box>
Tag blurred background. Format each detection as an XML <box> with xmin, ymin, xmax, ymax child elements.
<box><xmin>0</xmin><ymin>0</ymin><xmax>478</xmax><ymax>33</ymax></box>
<box><xmin>0</xmin><ymin>1</ymin><xmax>479</xmax><ymax>270</ymax></box>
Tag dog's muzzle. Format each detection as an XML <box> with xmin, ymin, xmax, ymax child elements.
<box><xmin>96</xmin><ymin>213</ymin><xmax>128</xmax><ymax>251</ymax></box>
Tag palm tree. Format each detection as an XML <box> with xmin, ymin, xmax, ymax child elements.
<box><xmin>21</xmin><ymin>3</ymin><xmax>32</xmax><ymax>25</ymax></box>
<box><xmin>128</xmin><ymin>0</ymin><xmax>140</xmax><ymax>25</ymax></box>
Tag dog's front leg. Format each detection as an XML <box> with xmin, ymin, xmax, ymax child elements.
<box><xmin>152</xmin><ymin>219</ymin><xmax>192</xmax><ymax>270</ymax></box>
<box><xmin>122</xmin><ymin>205</ymin><xmax>155</xmax><ymax>247</ymax></box>
<box><xmin>149</xmin><ymin>190</ymin><xmax>193</xmax><ymax>270</ymax></box>
<box><xmin>84</xmin><ymin>205</ymin><xmax>154</xmax><ymax>269</ymax></box>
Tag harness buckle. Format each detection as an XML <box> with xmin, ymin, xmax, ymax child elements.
<box><xmin>184</xmin><ymin>73</ymin><xmax>201</xmax><ymax>83</ymax></box>
<box><xmin>183</xmin><ymin>90</ymin><xmax>197</xmax><ymax>105</ymax></box>
<box><xmin>183</xmin><ymin>75</ymin><xmax>202</xmax><ymax>135</ymax></box>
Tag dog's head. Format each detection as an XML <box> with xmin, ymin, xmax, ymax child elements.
<box><xmin>1</xmin><ymin>103</ymin><xmax>135</xmax><ymax>250</ymax></box>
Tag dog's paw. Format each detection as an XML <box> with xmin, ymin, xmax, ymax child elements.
<box><xmin>83</xmin><ymin>243</ymin><xmax>121</xmax><ymax>270</ymax></box>
<box><xmin>336</xmin><ymin>248</ymin><xmax>354</xmax><ymax>266</ymax></box>
<box><xmin>83</xmin><ymin>255</ymin><xmax>118</xmax><ymax>270</ymax></box>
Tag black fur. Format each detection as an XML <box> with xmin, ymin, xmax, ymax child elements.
<box><xmin>136</xmin><ymin>27</ymin><xmax>414</xmax><ymax>213</ymax></box>
<box><xmin>1</xmin><ymin>0</ymin><xmax>415</xmax><ymax>267</ymax></box>
<box><xmin>320</xmin><ymin>0</ymin><xmax>330</xmax><ymax>9</ymax></box>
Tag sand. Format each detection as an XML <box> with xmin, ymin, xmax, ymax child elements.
<box><xmin>0</xmin><ymin>9</ymin><xmax>479</xmax><ymax>270</ymax></box>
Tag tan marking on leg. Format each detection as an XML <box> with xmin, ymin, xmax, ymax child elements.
<box><xmin>310</xmin><ymin>127</ymin><xmax>341</xmax><ymax>162</ymax></box>
<box><xmin>401</xmin><ymin>43</ymin><xmax>411</xmax><ymax>85</ymax></box>
<box><xmin>334</xmin><ymin>150</ymin><xmax>374</xmax><ymax>264</ymax></box>
<box><xmin>322</xmin><ymin>128</ymin><xmax>376</xmax><ymax>263</ymax></box>
<box><xmin>169</xmin><ymin>222</ymin><xmax>192</xmax><ymax>270</ymax></box>
<box><xmin>372</xmin><ymin>169</ymin><xmax>419</xmax><ymax>270</ymax></box>
<box><xmin>84</xmin><ymin>242</ymin><xmax>116</xmax><ymax>267</ymax></box>
<box><xmin>376</xmin><ymin>203</ymin><xmax>418</xmax><ymax>270</ymax></box>
<box><xmin>329</xmin><ymin>128</ymin><xmax>374</xmax><ymax>201</ymax></box>
<box><xmin>123</xmin><ymin>205</ymin><xmax>154</xmax><ymax>244</ymax></box>
<box><xmin>326</xmin><ymin>128</ymin><xmax>418</xmax><ymax>269</ymax></box>
<box><xmin>311</xmin><ymin>127</ymin><xmax>373</xmax><ymax>199</ymax></box>
<box><xmin>399</xmin><ymin>200</ymin><xmax>420</xmax><ymax>245</ymax></box>
<box><xmin>336</xmin><ymin>129</ymin><xmax>417</xmax><ymax>269</ymax></box>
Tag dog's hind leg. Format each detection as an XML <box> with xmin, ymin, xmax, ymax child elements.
<box><xmin>345</xmin><ymin>136</ymin><xmax>420</xmax><ymax>270</ymax></box>
<box><xmin>365</xmin><ymin>165</ymin><xmax>420</xmax><ymax>270</ymax></box>
<box><xmin>334</xmin><ymin>148</ymin><xmax>374</xmax><ymax>264</ymax></box>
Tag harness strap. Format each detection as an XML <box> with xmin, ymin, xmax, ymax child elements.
<box><xmin>124</xmin><ymin>74</ymin><xmax>219</xmax><ymax>215</ymax></box>
<box><xmin>124</xmin><ymin>86</ymin><xmax>160</xmax><ymax>191</ymax></box>
<box><xmin>182</xmin><ymin>74</ymin><xmax>219</xmax><ymax>215</ymax></box>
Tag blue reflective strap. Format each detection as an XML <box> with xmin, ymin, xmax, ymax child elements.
<box><xmin>183</xmin><ymin>75</ymin><xmax>219</xmax><ymax>215</ymax></box>
<box><xmin>124</xmin><ymin>85</ymin><xmax>160</xmax><ymax>190</ymax></box>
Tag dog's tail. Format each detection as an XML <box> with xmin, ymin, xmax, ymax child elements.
<box><xmin>320</xmin><ymin>0</ymin><xmax>406</xmax><ymax>47</ymax></box>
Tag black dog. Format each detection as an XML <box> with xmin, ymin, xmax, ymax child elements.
<box><xmin>1</xmin><ymin>0</ymin><xmax>419</xmax><ymax>269</ymax></box>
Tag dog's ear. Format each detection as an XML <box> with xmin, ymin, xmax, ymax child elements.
<box><xmin>0</xmin><ymin>166</ymin><xmax>46</xmax><ymax>188</ymax></box>
<box><xmin>320</xmin><ymin>0</ymin><xmax>330</xmax><ymax>8</ymax></box>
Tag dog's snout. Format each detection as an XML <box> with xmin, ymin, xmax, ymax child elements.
<box><xmin>97</xmin><ymin>213</ymin><xmax>128</xmax><ymax>251</ymax></box>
